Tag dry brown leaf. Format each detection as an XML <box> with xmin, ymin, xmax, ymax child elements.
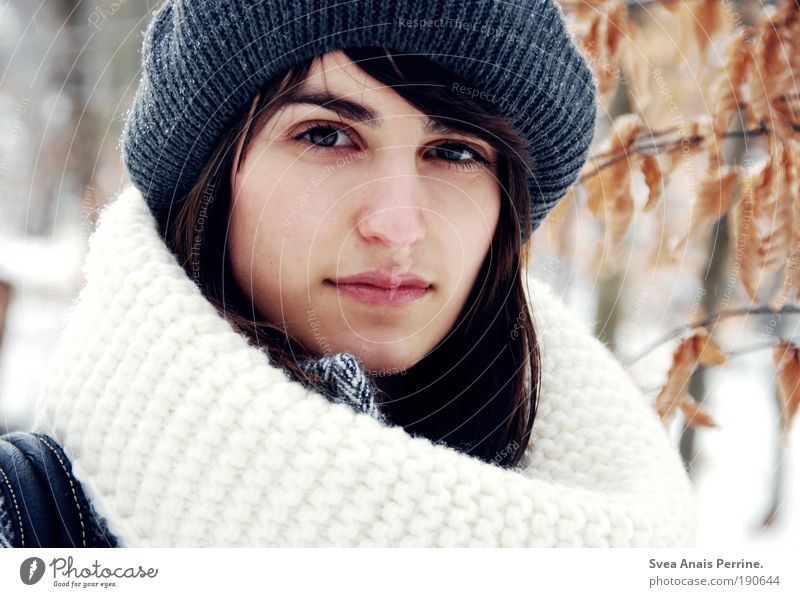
<box><xmin>689</xmin><ymin>0</ymin><xmax>727</xmax><ymax>59</ymax></box>
<box><xmin>731</xmin><ymin>135</ymin><xmax>795</xmax><ymax>301</ymax></box>
<box><xmin>656</xmin><ymin>338</ymin><xmax>696</xmax><ymax>422</ymax></box>
<box><xmin>660</xmin><ymin>1</ymin><xmax>682</xmax><ymax>15</ymax></box>
<box><xmin>656</xmin><ymin>328</ymin><xmax>726</xmax><ymax>423</ymax></box>
<box><xmin>711</xmin><ymin>29</ymin><xmax>755</xmax><ymax>138</ymax></box>
<box><xmin>586</xmin><ymin>114</ymin><xmax>642</xmax><ymax>220</ymax></box>
<box><xmin>747</xmin><ymin>1</ymin><xmax>800</xmax><ymax>138</ymax></box>
<box><xmin>753</xmin><ymin>137</ymin><xmax>792</xmax><ymax>285</ymax></box>
<box><xmin>673</xmin><ymin>152</ymin><xmax>739</xmax><ymax>255</ymax></box>
<box><xmin>580</xmin><ymin>13</ymin><xmax>609</xmax><ymax>98</ymax></box>
<box><xmin>565</xmin><ymin>0</ymin><xmax>607</xmax><ymax>20</ymax></box>
<box><xmin>731</xmin><ymin>167</ymin><xmax>761</xmax><ymax>301</ymax></box>
<box><xmin>586</xmin><ymin>114</ymin><xmax>642</xmax><ymax>261</ymax></box>
<box><xmin>680</xmin><ymin>394</ymin><xmax>718</xmax><ymax>429</ymax></box>
<box><xmin>770</xmin><ymin>1</ymin><xmax>799</xmax><ymax>138</ymax></box>
<box><xmin>641</xmin><ymin>153</ymin><xmax>663</xmax><ymax>212</ymax></box>
<box><xmin>659</xmin><ymin>118</ymin><xmax>733</xmax><ymax>262</ymax></box>
<box><xmin>773</xmin><ymin>340</ymin><xmax>800</xmax><ymax>444</ymax></box>
<box><xmin>664</xmin><ymin>116</ymin><xmax>715</xmax><ymax>172</ymax></box>
<box><xmin>670</xmin><ymin>0</ymin><xmax>725</xmax><ymax>68</ymax></box>
<box><xmin>619</xmin><ymin>23</ymin><xmax>653</xmax><ymax>113</ymax></box>
<box><xmin>699</xmin><ymin>161</ymin><xmax>739</xmax><ymax>224</ymax></box>
<box><xmin>770</xmin><ymin>140</ymin><xmax>800</xmax><ymax>309</ymax></box>
<box><xmin>748</xmin><ymin>27</ymin><xmax>781</xmax><ymax>131</ymax></box>
<box><xmin>696</xmin><ymin>329</ymin><xmax>728</xmax><ymax>366</ymax></box>
<box><xmin>578</xmin><ymin>1</ymin><xmax>630</xmax><ymax>103</ymax></box>
<box><xmin>774</xmin><ymin>92</ymin><xmax>800</xmax><ymax>135</ymax></box>
<box><xmin>670</xmin><ymin>2</ymin><xmax>699</xmax><ymax>66</ymax></box>
<box><xmin>773</xmin><ymin>235</ymin><xmax>800</xmax><ymax>311</ymax></box>
<box><xmin>605</xmin><ymin>1</ymin><xmax>627</xmax><ymax>67</ymax></box>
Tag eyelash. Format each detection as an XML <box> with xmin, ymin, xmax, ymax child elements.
<box><xmin>291</xmin><ymin>121</ymin><xmax>494</xmax><ymax>172</ymax></box>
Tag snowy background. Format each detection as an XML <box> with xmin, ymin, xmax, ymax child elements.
<box><xmin>0</xmin><ymin>0</ymin><xmax>797</xmax><ymax>548</ymax></box>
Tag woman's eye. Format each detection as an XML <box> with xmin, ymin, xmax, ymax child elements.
<box><xmin>294</xmin><ymin>123</ymin><xmax>355</xmax><ymax>151</ymax></box>
<box><xmin>428</xmin><ymin>142</ymin><xmax>492</xmax><ymax>172</ymax></box>
<box><xmin>293</xmin><ymin>124</ymin><xmax>493</xmax><ymax>173</ymax></box>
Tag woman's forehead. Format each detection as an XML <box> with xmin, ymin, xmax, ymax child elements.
<box><xmin>286</xmin><ymin>52</ymin><xmax>500</xmax><ymax>149</ymax></box>
<box><xmin>299</xmin><ymin>51</ymin><xmax>421</xmax><ymax>118</ymax></box>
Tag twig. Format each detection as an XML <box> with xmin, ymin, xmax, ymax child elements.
<box><xmin>589</xmin><ymin>109</ymin><xmax>766</xmax><ymax>160</ymax></box>
<box><xmin>623</xmin><ymin>305</ymin><xmax>800</xmax><ymax>367</ymax></box>
<box><xmin>582</xmin><ymin>123</ymin><xmax>771</xmax><ymax>182</ymax></box>
<box><xmin>635</xmin><ymin>339</ymin><xmax>786</xmax><ymax>394</ymax></box>
<box><xmin>590</xmin><ymin>124</ymin><xmax>684</xmax><ymax>159</ymax></box>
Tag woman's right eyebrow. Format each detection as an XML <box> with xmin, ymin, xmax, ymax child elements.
<box><xmin>284</xmin><ymin>91</ymin><xmax>383</xmax><ymax>129</ymax></box>
<box><xmin>282</xmin><ymin>90</ymin><xmax>464</xmax><ymax>137</ymax></box>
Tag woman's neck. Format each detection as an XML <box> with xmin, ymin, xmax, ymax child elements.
<box><xmin>371</xmin><ymin>372</ymin><xmax>409</xmax><ymax>401</ymax></box>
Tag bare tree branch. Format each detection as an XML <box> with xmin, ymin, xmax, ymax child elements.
<box><xmin>623</xmin><ymin>305</ymin><xmax>800</xmax><ymax>368</ymax></box>
<box><xmin>581</xmin><ymin>122</ymin><xmax>775</xmax><ymax>183</ymax></box>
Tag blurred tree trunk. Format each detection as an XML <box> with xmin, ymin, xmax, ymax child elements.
<box><xmin>668</xmin><ymin>0</ymin><xmax>760</xmax><ymax>477</ymax></box>
<box><xmin>595</xmin><ymin>271</ymin><xmax>624</xmax><ymax>353</ymax></box>
<box><xmin>28</xmin><ymin>0</ymin><xmax>95</xmax><ymax>235</ymax></box>
<box><xmin>679</xmin><ymin>213</ymin><xmax>729</xmax><ymax>476</ymax></box>
<box><xmin>679</xmin><ymin>96</ymin><xmax>751</xmax><ymax>476</ymax></box>
<box><xmin>594</xmin><ymin>54</ymin><xmax>633</xmax><ymax>352</ymax></box>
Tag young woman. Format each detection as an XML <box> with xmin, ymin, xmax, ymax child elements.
<box><xmin>1</xmin><ymin>0</ymin><xmax>696</xmax><ymax>547</ymax></box>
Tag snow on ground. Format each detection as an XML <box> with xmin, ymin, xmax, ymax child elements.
<box><xmin>693</xmin><ymin>356</ymin><xmax>799</xmax><ymax>548</ymax></box>
<box><xmin>0</xmin><ymin>228</ymin><xmax>85</xmax><ymax>430</ymax></box>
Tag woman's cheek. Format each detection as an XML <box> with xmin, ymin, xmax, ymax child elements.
<box><xmin>474</xmin><ymin>187</ymin><xmax>501</xmax><ymax>253</ymax></box>
<box><xmin>446</xmin><ymin>188</ymin><xmax>499</xmax><ymax>250</ymax></box>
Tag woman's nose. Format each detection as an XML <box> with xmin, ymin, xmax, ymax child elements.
<box><xmin>356</xmin><ymin>172</ymin><xmax>427</xmax><ymax>249</ymax></box>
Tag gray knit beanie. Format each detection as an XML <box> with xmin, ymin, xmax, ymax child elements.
<box><xmin>121</xmin><ymin>0</ymin><xmax>598</xmax><ymax>239</ymax></box>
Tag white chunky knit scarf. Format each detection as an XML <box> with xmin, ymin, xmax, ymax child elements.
<box><xmin>32</xmin><ymin>185</ymin><xmax>697</xmax><ymax>547</ymax></box>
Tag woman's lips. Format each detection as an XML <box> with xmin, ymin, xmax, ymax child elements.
<box><xmin>325</xmin><ymin>280</ymin><xmax>430</xmax><ymax>306</ymax></box>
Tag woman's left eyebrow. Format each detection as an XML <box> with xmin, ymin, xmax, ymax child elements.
<box><xmin>285</xmin><ymin>91</ymin><xmax>474</xmax><ymax>137</ymax></box>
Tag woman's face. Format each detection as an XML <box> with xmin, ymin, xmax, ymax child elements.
<box><xmin>229</xmin><ymin>50</ymin><xmax>501</xmax><ymax>373</ymax></box>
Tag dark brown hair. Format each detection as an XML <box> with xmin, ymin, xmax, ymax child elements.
<box><xmin>164</xmin><ymin>47</ymin><xmax>541</xmax><ymax>469</ymax></box>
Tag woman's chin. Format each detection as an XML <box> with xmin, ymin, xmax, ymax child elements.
<box><xmin>328</xmin><ymin>337</ymin><xmax>428</xmax><ymax>374</ymax></box>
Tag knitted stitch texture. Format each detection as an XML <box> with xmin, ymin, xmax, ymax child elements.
<box><xmin>32</xmin><ymin>186</ymin><xmax>697</xmax><ymax>547</ymax></box>
<box><xmin>121</xmin><ymin>0</ymin><xmax>598</xmax><ymax>239</ymax></box>
<box><xmin>298</xmin><ymin>353</ymin><xmax>389</xmax><ymax>425</ymax></box>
